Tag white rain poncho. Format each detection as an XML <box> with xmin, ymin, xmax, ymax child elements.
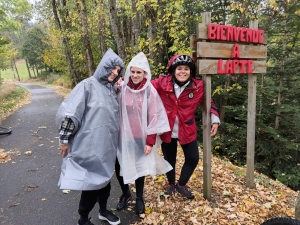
<box><xmin>117</xmin><ymin>52</ymin><xmax>172</xmax><ymax>184</ymax></box>
<box><xmin>56</xmin><ymin>49</ymin><xmax>124</xmax><ymax>190</ymax></box>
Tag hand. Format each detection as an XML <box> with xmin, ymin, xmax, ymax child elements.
<box><xmin>144</xmin><ymin>145</ymin><xmax>153</xmax><ymax>155</ymax></box>
<box><xmin>59</xmin><ymin>143</ymin><xmax>69</xmax><ymax>158</ymax></box>
<box><xmin>115</xmin><ymin>78</ymin><xmax>122</xmax><ymax>93</ymax></box>
<box><xmin>210</xmin><ymin>123</ymin><xmax>219</xmax><ymax>137</ymax></box>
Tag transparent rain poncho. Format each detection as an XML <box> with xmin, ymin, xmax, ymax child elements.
<box><xmin>117</xmin><ymin>52</ymin><xmax>172</xmax><ymax>184</ymax></box>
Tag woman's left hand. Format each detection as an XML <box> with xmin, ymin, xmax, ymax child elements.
<box><xmin>210</xmin><ymin>123</ymin><xmax>219</xmax><ymax>137</ymax></box>
<box><xmin>115</xmin><ymin>78</ymin><xmax>122</xmax><ymax>93</ymax></box>
<box><xmin>144</xmin><ymin>145</ymin><xmax>153</xmax><ymax>155</ymax></box>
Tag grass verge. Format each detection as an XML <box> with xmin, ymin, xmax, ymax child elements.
<box><xmin>1</xmin><ymin>59</ymin><xmax>34</xmax><ymax>81</ymax></box>
<box><xmin>0</xmin><ymin>83</ymin><xmax>31</xmax><ymax>123</ymax></box>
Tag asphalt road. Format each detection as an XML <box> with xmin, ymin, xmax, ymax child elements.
<box><xmin>0</xmin><ymin>83</ymin><xmax>141</xmax><ymax>225</ymax></box>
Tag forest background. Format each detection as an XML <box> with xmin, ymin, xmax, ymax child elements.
<box><xmin>0</xmin><ymin>0</ymin><xmax>299</xmax><ymax>193</ymax></box>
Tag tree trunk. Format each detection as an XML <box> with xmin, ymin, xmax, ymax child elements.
<box><xmin>275</xmin><ymin>15</ymin><xmax>288</xmax><ymax>129</ymax></box>
<box><xmin>97</xmin><ymin>0</ymin><xmax>107</xmax><ymax>55</ymax></box>
<box><xmin>10</xmin><ymin>59</ymin><xmax>16</xmax><ymax>79</ymax></box>
<box><xmin>156</xmin><ymin>1</ymin><xmax>167</xmax><ymax>71</ymax></box>
<box><xmin>237</xmin><ymin>1</ymin><xmax>250</xmax><ymax>27</ymax></box>
<box><xmin>108</xmin><ymin>0</ymin><xmax>126</xmax><ymax>60</ymax></box>
<box><xmin>131</xmin><ymin>0</ymin><xmax>140</xmax><ymax>53</ymax></box>
<box><xmin>13</xmin><ymin>56</ymin><xmax>20</xmax><ymax>81</ymax></box>
<box><xmin>35</xmin><ymin>66</ymin><xmax>39</xmax><ymax>76</ymax></box>
<box><xmin>32</xmin><ymin>67</ymin><xmax>36</xmax><ymax>77</ymax></box>
<box><xmin>145</xmin><ymin>1</ymin><xmax>158</xmax><ymax>65</ymax></box>
<box><xmin>78</xmin><ymin>0</ymin><xmax>95</xmax><ymax>76</ymax></box>
<box><xmin>25</xmin><ymin>58</ymin><xmax>32</xmax><ymax>78</ymax></box>
<box><xmin>51</xmin><ymin>0</ymin><xmax>81</xmax><ymax>86</ymax></box>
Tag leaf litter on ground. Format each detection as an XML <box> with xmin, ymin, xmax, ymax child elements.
<box><xmin>130</xmin><ymin>146</ymin><xmax>298</xmax><ymax>225</ymax></box>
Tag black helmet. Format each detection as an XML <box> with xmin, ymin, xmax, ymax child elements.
<box><xmin>167</xmin><ymin>54</ymin><xmax>196</xmax><ymax>77</ymax></box>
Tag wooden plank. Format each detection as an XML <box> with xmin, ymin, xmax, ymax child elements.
<box><xmin>201</xmin><ymin>11</ymin><xmax>212</xmax><ymax>201</ymax></box>
<box><xmin>190</xmin><ymin>34</ymin><xmax>197</xmax><ymax>50</ymax></box>
<box><xmin>197</xmin><ymin>42</ymin><xmax>267</xmax><ymax>59</ymax></box>
<box><xmin>196</xmin><ymin>23</ymin><xmax>268</xmax><ymax>44</ymax></box>
<box><xmin>198</xmin><ymin>59</ymin><xmax>266</xmax><ymax>74</ymax></box>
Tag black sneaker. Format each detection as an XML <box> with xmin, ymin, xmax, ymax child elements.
<box><xmin>116</xmin><ymin>193</ymin><xmax>132</xmax><ymax>210</ymax></box>
<box><xmin>166</xmin><ymin>184</ymin><xmax>175</xmax><ymax>195</ymax></box>
<box><xmin>175</xmin><ymin>183</ymin><xmax>195</xmax><ymax>199</ymax></box>
<box><xmin>77</xmin><ymin>217</ymin><xmax>94</xmax><ymax>225</ymax></box>
<box><xmin>135</xmin><ymin>197</ymin><xmax>145</xmax><ymax>214</ymax></box>
<box><xmin>98</xmin><ymin>210</ymin><xmax>120</xmax><ymax>225</ymax></box>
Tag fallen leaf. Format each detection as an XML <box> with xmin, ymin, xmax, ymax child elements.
<box><xmin>24</xmin><ymin>151</ymin><xmax>32</xmax><ymax>156</ymax></box>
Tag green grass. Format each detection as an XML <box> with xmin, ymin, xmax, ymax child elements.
<box><xmin>1</xmin><ymin>59</ymin><xmax>35</xmax><ymax>81</ymax></box>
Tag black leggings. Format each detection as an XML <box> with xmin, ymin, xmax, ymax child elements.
<box><xmin>78</xmin><ymin>182</ymin><xmax>111</xmax><ymax>217</ymax></box>
<box><xmin>161</xmin><ymin>138</ymin><xmax>199</xmax><ymax>186</ymax></box>
<box><xmin>115</xmin><ymin>158</ymin><xmax>145</xmax><ymax>198</ymax></box>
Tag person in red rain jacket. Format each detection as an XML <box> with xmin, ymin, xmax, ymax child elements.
<box><xmin>151</xmin><ymin>54</ymin><xmax>220</xmax><ymax>199</ymax></box>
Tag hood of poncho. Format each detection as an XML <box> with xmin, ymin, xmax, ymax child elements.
<box><xmin>93</xmin><ymin>48</ymin><xmax>124</xmax><ymax>86</ymax></box>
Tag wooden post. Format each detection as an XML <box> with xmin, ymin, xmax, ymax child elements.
<box><xmin>246</xmin><ymin>20</ymin><xmax>258</xmax><ymax>188</ymax></box>
<box><xmin>201</xmin><ymin>12</ymin><xmax>212</xmax><ymax>200</ymax></box>
<box><xmin>296</xmin><ymin>192</ymin><xmax>300</xmax><ymax>220</ymax></box>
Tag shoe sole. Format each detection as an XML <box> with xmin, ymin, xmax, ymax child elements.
<box><xmin>98</xmin><ymin>213</ymin><xmax>121</xmax><ymax>225</ymax></box>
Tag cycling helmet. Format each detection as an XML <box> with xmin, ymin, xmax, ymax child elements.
<box><xmin>167</xmin><ymin>54</ymin><xmax>196</xmax><ymax>77</ymax></box>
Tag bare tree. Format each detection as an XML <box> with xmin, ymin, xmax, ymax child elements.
<box><xmin>77</xmin><ymin>0</ymin><xmax>95</xmax><ymax>76</ymax></box>
<box><xmin>96</xmin><ymin>0</ymin><xmax>107</xmax><ymax>55</ymax></box>
<box><xmin>108</xmin><ymin>0</ymin><xmax>125</xmax><ymax>60</ymax></box>
<box><xmin>144</xmin><ymin>1</ymin><xmax>158</xmax><ymax>64</ymax></box>
<box><xmin>51</xmin><ymin>0</ymin><xmax>81</xmax><ymax>86</ymax></box>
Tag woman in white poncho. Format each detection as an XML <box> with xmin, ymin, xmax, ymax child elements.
<box><xmin>115</xmin><ymin>52</ymin><xmax>172</xmax><ymax>214</ymax></box>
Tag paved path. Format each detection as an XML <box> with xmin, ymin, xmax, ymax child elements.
<box><xmin>0</xmin><ymin>83</ymin><xmax>141</xmax><ymax>225</ymax></box>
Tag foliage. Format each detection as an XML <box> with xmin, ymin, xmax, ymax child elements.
<box><xmin>41</xmin><ymin>28</ymin><xmax>68</xmax><ymax>73</ymax></box>
<box><xmin>22</xmin><ymin>26</ymin><xmax>48</xmax><ymax>70</ymax></box>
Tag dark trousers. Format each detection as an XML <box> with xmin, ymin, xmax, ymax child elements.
<box><xmin>115</xmin><ymin>158</ymin><xmax>145</xmax><ymax>198</ymax></box>
<box><xmin>161</xmin><ymin>138</ymin><xmax>199</xmax><ymax>186</ymax></box>
<box><xmin>78</xmin><ymin>182</ymin><xmax>111</xmax><ymax>217</ymax></box>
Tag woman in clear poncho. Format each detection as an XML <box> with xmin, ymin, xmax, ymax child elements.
<box><xmin>115</xmin><ymin>52</ymin><xmax>172</xmax><ymax>214</ymax></box>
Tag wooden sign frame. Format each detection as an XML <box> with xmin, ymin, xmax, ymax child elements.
<box><xmin>191</xmin><ymin>12</ymin><xmax>267</xmax><ymax>200</ymax></box>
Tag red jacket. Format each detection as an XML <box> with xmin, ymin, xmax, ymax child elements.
<box><xmin>151</xmin><ymin>74</ymin><xmax>219</xmax><ymax>145</ymax></box>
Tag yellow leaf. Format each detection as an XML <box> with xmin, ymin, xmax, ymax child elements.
<box><xmin>145</xmin><ymin>208</ymin><xmax>151</xmax><ymax>214</ymax></box>
<box><xmin>155</xmin><ymin>175</ymin><xmax>164</xmax><ymax>183</ymax></box>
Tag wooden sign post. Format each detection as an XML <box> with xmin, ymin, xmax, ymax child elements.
<box><xmin>190</xmin><ymin>12</ymin><xmax>267</xmax><ymax>199</ymax></box>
